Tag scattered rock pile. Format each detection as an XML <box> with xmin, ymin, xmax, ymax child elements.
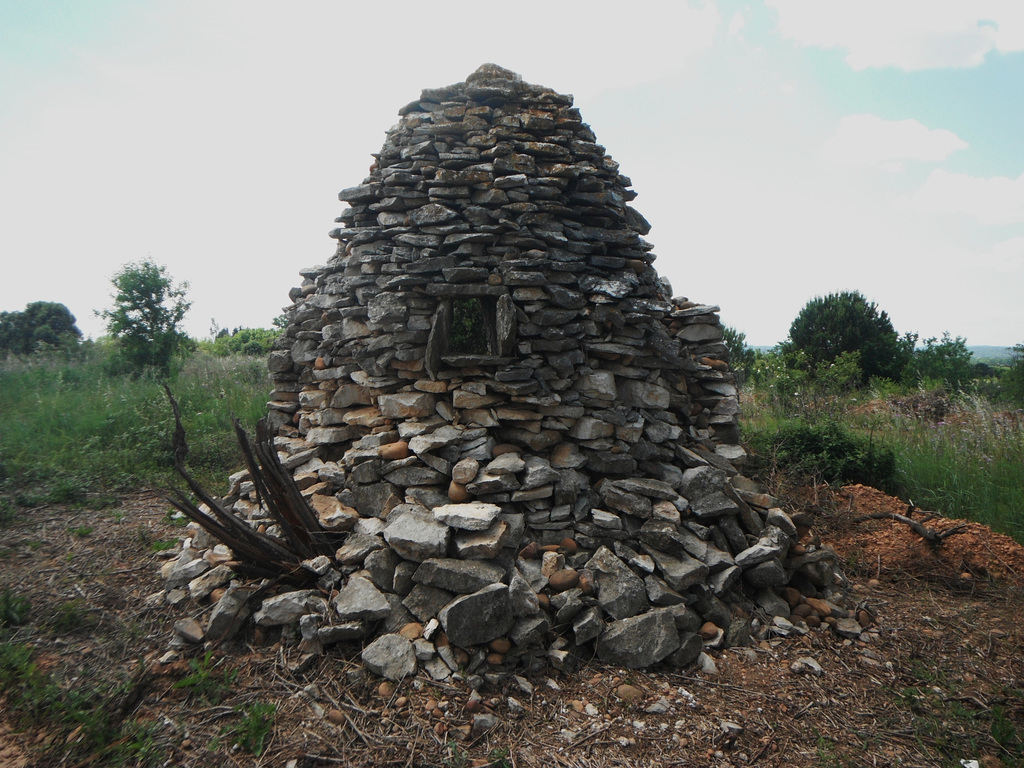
<box><xmin>164</xmin><ymin>64</ymin><xmax>848</xmax><ymax>678</ymax></box>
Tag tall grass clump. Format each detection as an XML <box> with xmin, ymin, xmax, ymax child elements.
<box><xmin>741</xmin><ymin>378</ymin><xmax>1024</xmax><ymax>544</ymax></box>
<box><xmin>886</xmin><ymin>395</ymin><xmax>1024</xmax><ymax>541</ymax></box>
<box><xmin>0</xmin><ymin>345</ymin><xmax>270</xmax><ymax>505</ymax></box>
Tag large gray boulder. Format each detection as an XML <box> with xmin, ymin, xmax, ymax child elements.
<box><xmin>361</xmin><ymin>634</ymin><xmax>418</xmax><ymax>681</ymax></box>
<box><xmin>597</xmin><ymin>609</ymin><xmax>680</xmax><ymax>668</ymax></box>
<box><xmin>438</xmin><ymin>584</ymin><xmax>514</xmax><ymax>646</ymax></box>
<box><xmin>383</xmin><ymin>506</ymin><xmax>450</xmax><ymax>562</ymax></box>
<box><xmin>586</xmin><ymin>547</ymin><xmax>647</xmax><ymax>620</ymax></box>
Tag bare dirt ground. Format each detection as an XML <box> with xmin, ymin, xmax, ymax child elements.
<box><xmin>1</xmin><ymin>487</ymin><xmax>1022</xmax><ymax>768</ymax></box>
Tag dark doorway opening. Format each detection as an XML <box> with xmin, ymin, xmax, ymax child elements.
<box><xmin>449</xmin><ymin>298</ymin><xmax>494</xmax><ymax>354</ymax></box>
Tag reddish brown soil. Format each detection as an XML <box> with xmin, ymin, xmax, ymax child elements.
<box><xmin>833</xmin><ymin>484</ymin><xmax>1024</xmax><ymax>585</ymax></box>
<box><xmin>1</xmin><ymin>489</ymin><xmax>1022</xmax><ymax>767</ymax></box>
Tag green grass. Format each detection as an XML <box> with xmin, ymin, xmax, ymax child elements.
<box><xmin>0</xmin><ymin>641</ymin><xmax>164</xmax><ymax>765</ymax></box>
<box><xmin>0</xmin><ymin>347</ymin><xmax>270</xmax><ymax>510</ymax></box>
<box><xmin>0</xmin><ymin>588</ymin><xmax>31</xmax><ymax>627</ymax></box>
<box><xmin>889</xmin><ymin>659</ymin><xmax>1024</xmax><ymax>766</ymax></box>
<box><xmin>885</xmin><ymin>396</ymin><xmax>1024</xmax><ymax>541</ymax></box>
<box><xmin>48</xmin><ymin>598</ymin><xmax>96</xmax><ymax>633</ymax></box>
<box><xmin>742</xmin><ymin>385</ymin><xmax>1024</xmax><ymax>544</ymax></box>
<box><xmin>173</xmin><ymin>650</ymin><xmax>238</xmax><ymax>704</ymax></box>
<box><xmin>226</xmin><ymin>701</ymin><xmax>277</xmax><ymax>756</ymax></box>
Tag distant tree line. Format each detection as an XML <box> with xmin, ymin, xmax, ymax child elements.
<box><xmin>1</xmin><ymin>259</ymin><xmax>280</xmax><ymax>377</ymax></box>
<box><xmin>0</xmin><ymin>302</ymin><xmax>82</xmax><ymax>354</ymax></box>
<box><xmin>724</xmin><ymin>290</ymin><xmax>1024</xmax><ymax>406</ymax></box>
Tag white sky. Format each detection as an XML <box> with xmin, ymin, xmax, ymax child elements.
<box><xmin>1</xmin><ymin>0</ymin><xmax>1022</xmax><ymax>347</ymax></box>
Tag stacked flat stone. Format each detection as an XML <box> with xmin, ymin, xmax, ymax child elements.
<box><xmin>188</xmin><ymin>65</ymin><xmax>846</xmax><ymax>675</ymax></box>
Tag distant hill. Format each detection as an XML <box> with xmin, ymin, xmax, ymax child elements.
<box><xmin>969</xmin><ymin>345</ymin><xmax>1017</xmax><ymax>363</ymax></box>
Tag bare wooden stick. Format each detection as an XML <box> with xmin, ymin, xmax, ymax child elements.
<box><xmin>163</xmin><ymin>385</ymin><xmax>330</xmax><ymax>583</ymax></box>
<box><xmin>853</xmin><ymin>511</ymin><xmax>970</xmax><ymax>545</ymax></box>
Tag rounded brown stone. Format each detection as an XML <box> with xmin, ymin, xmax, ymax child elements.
<box><xmin>209</xmin><ymin>587</ymin><xmax>227</xmax><ymax>603</ymax></box>
<box><xmin>492</xmin><ymin>443</ymin><xmax>519</xmax><ymax>456</ymax></box>
<box><xmin>805</xmin><ymin>614</ymin><xmax>822</xmax><ymax>628</ymax></box>
<box><xmin>857</xmin><ymin>609</ymin><xmax>873</xmax><ymax>628</ymax></box>
<box><xmin>548</xmin><ymin>568</ymin><xmax>580</xmax><ymax>592</ymax></box>
<box><xmin>615</xmin><ymin>683</ymin><xmax>644</xmax><ymax>703</ymax></box>
<box><xmin>699</xmin><ymin>622</ymin><xmax>721</xmax><ymax>641</ymax></box>
<box><xmin>805</xmin><ymin>597</ymin><xmax>832</xmax><ymax>617</ymax></box>
<box><xmin>559</xmin><ymin>538</ymin><xmax>578</xmax><ymax>555</ymax></box>
<box><xmin>378</xmin><ymin>681</ymin><xmax>396</xmax><ymax>698</ymax></box>
<box><xmin>327</xmin><ymin>709</ymin><xmax>345</xmax><ymax>725</ymax></box>
<box><xmin>486</xmin><ymin>652</ymin><xmax>505</xmax><ymax>665</ymax></box>
<box><xmin>489</xmin><ymin>637</ymin><xmax>512</xmax><ymax>654</ymax></box>
<box><xmin>578</xmin><ymin>570</ymin><xmax>595</xmax><ymax>595</ymax></box>
<box><xmin>536</xmin><ymin>593</ymin><xmax>550</xmax><ymax>610</ymax></box>
<box><xmin>399</xmin><ymin>622</ymin><xmax>424</xmax><ymax>640</ymax></box>
<box><xmin>781</xmin><ymin>587</ymin><xmax>803</xmax><ymax>608</ymax></box>
<box><xmin>700</xmin><ymin>357</ymin><xmax>729</xmax><ymax>372</ymax></box>
<box><xmin>448</xmin><ymin>481</ymin><xmax>470</xmax><ymax>502</ymax></box>
<box><xmin>314</xmin><ymin>357</ymin><xmax>327</xmax><ymax>370</ymax></box>
<box><xmin>519</xmin><ymin>541</ymin><xmax>539</xmax><ymax>560</ymax></box>
<box><xmin>791</xmin><ymin>603</ymin><xmax>813</xmax><ymax>618</ymax></box>
<box><xmin>380</xmin><ymin>441</ymin><xmax>411</xmax><ymax>460</ymax></box>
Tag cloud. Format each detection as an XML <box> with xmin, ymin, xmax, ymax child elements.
<box><xmin>822</xmin><ymin>114</ymin><xmax>967</xmax><ymax>170</ymax></box>
<box><xmin>894</xmin><ymin>169</ymin><xmax>1024</xmax><ymax>225</ymax></box>
<box><xmin>766</xmin><ymin>0</ymin><xmax>1024</xmax><ymax>70</ymax></box>
<box><xmin>987</xmin><ymin>236</ymin><xmax>1024</xmax><ymax>273</ymax></box>
<box><xmin>728</xmin><ymin>11</ymin><xmax>746</xmax><ymax>37</ymax></box>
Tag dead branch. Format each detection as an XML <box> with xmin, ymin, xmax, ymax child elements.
<box><xmin>853</xmin><ymin>511</ymin><xmax>971</xmax><ymax>545</ymax></box>
<box><xmin>163</xmin><ymin>385</ymin><xmax>338</xmax><ymax>584</ymax></box>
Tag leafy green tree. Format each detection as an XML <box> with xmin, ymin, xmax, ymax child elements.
<box><xmin>1004</xmin><ymin>343</ymin><xmax>1024</xmax><ymax>406</ymax></box>
<box><xmin>781</xmin><ymin>290</ymin><xmax>913</xmax><ymax>384</ymax></box>
<box><xmin>202</xmin><ymin>327</ymin><xmax>279</xmax><ymax>357</ymax></box>
<box><xmin>903</xmin><ymin>332</ymin><xmax>974</xmax><ymax>391</ymax></box>
<box><xmin>99</xmin><ymin>260</ymin><xmax>192</xmax><ymax>375</ymax></box>
<box><xmin>723</xmin><ymin>326</ymin><xmax>756</xmax><ymax>383</ymax></box>
<box><xmin>0</xmin><ymin>302</ymin><xmax>82</xmax><ymax>355</ymax></box>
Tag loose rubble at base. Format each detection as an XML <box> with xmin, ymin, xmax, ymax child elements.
<box><xmin>160</xmin><ymin>65</ymin><xmax>872</xmax><ymax>681</ymax></box>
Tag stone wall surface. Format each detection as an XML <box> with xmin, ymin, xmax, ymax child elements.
<box><xmin>165</xmin><ymin>65</ymin><xmax>847</xmax><ymax>678</ymax></box>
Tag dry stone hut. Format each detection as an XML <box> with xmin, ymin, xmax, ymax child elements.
<box><xmin>180</xmin><ymin>64</ymin><xmax>846</xmax><ymax>678</ymax></box>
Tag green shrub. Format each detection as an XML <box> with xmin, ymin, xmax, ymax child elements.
<box><xmin>0</xmin><ymin>588</ymin><xmax>31</xmax><ymax>628</ymax></box>
<box><xmin>200</xmin><ymin>327</ymin><xmax>279</xmax><ymax>357</ymax></box>
<box><xmin>747</xmin><ymin>418</ymin><xmax>896</xmax><ymax>490</ymax></box>
<box><xmin>903</xmin><ymin>333</ymin><xmax>975</xmax><ymax>392</ymax></box>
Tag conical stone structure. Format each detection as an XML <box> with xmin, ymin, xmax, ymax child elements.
<box><xmin>206</xmin><ymin>65</ymin><xmax>844</xmax><ymax>675</ymax></box>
